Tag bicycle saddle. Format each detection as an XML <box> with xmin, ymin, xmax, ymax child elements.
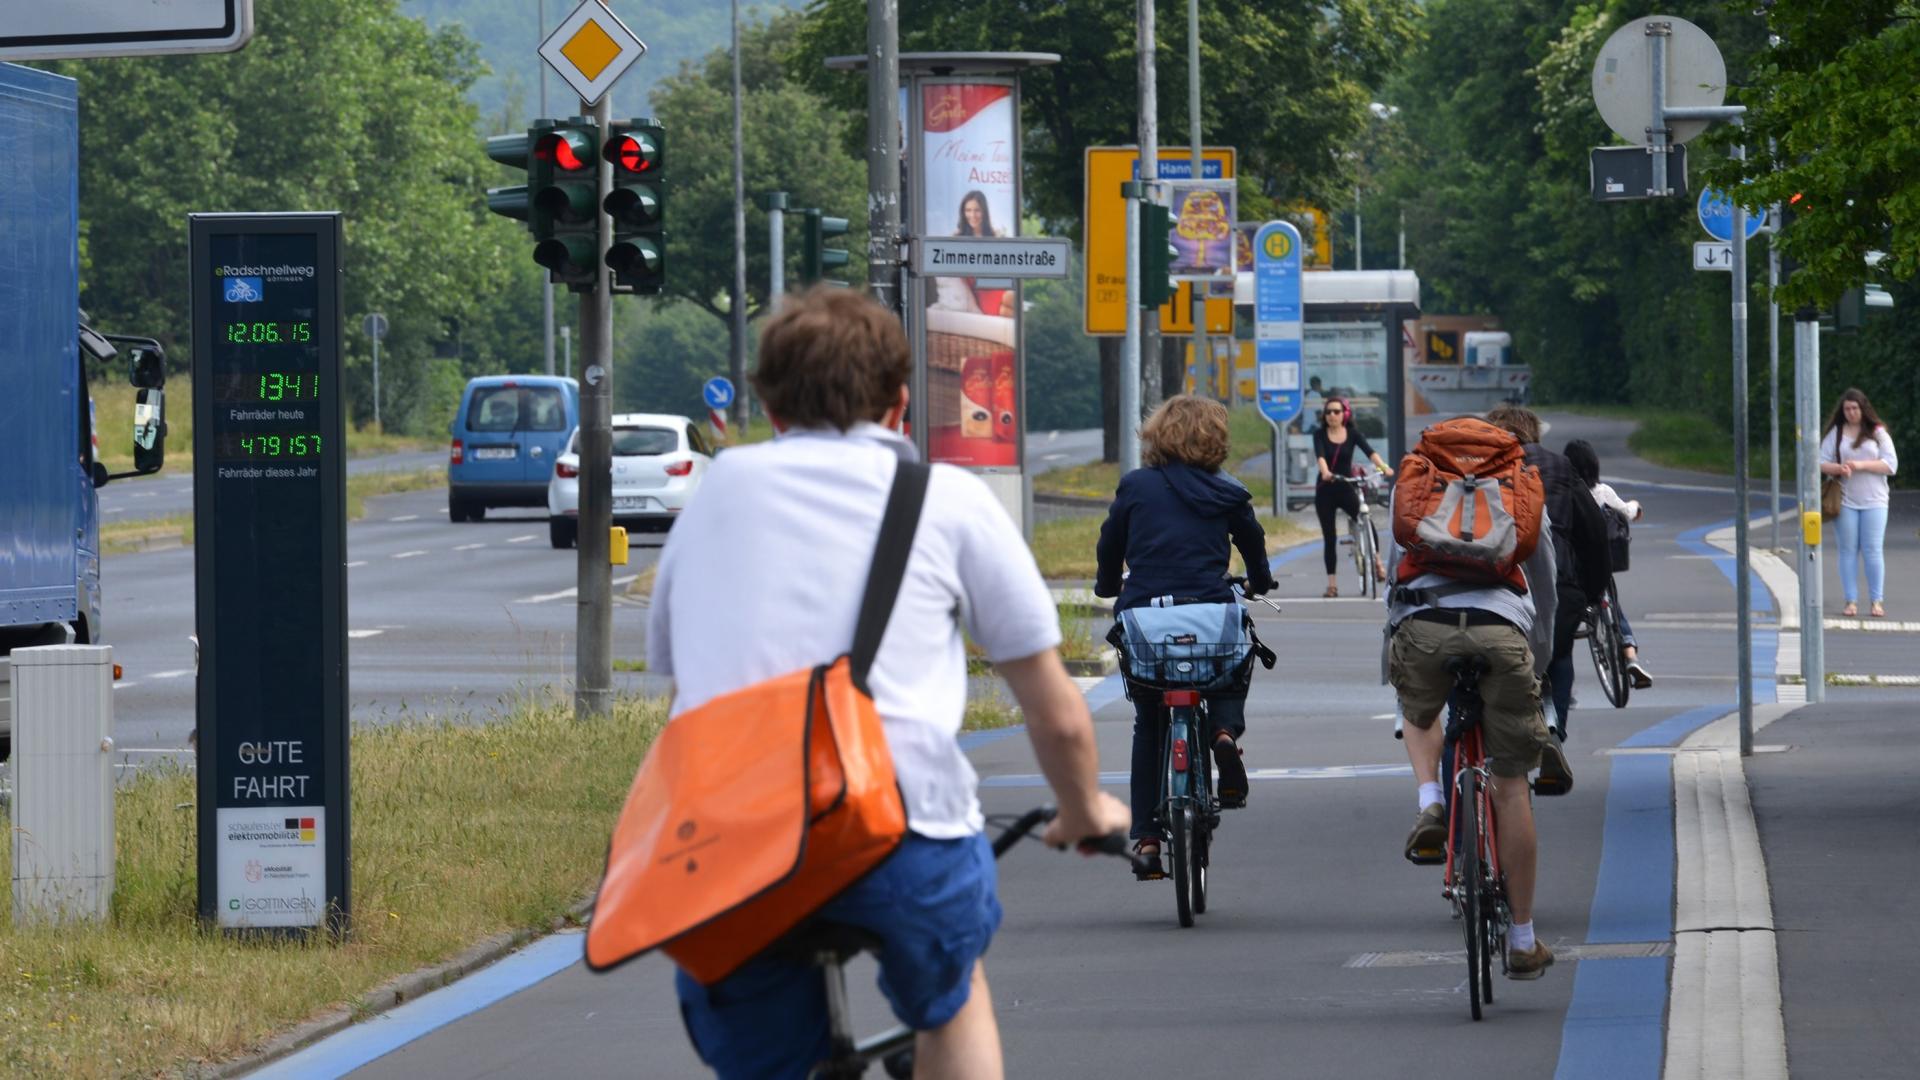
<box><xmin>771</xmin><ymin>920</ymin><xmax>883</xmax><ymax>965</ymax></box>
<box><xmin>1445</xmin><ymin>655</ymin><xmax>1491</xmax><ymax>677</ymax></box>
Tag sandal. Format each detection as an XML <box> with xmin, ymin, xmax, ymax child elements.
<box><xmin>1872</xmin><ymin>602</ymin><xmax>1886</xmax><ymax>618</ymax></box>
<box><xmin>1132</xmin><ymin>840</ymin><xmax>1166</xmax><ymax>881</ymax></box>
<box><xmin>1842</xmin><ymin>602</ymin><xmax>1858</xmax><ymax>618</ymax></box>
<box><xmin>1214</xmin><ymin>733</ymin><xmax>1249</xmax><ymax>809</ymax></box>
<box><xmin>1323</xmin><ymin>585</ymin><xmax>1339</xmax><ymax>598</ymax></box>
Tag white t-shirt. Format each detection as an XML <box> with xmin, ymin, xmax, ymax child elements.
<box><xmin>1589</xmin><ymin>481</ymin><xmax>1641</xmax><ymax>522</ymax></box>
<box><xmin>1820</xmin><ymin>427</ymin><xmax>1900</xmax><ymax>509</ymax></box>
<box><xmin>646</xmin><ymin>423</ymin><xmax>1060</xmax><ymax>838</ymax></box>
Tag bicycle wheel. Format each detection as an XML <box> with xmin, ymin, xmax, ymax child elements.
<box><xmin>1348</xmin><ymin>513</ymin><xmax>1373</xmax><ymax>599</ymax></box>
<box><xmin>1165</xmin><ymin>712</ymin><xmax>1193</xmax><ymax>928</ymax></box>
<box><xmin>1170</xmin><ymin>804</ymin><xmax>1193</xmax><ymax>928</ymax></box>
<box><xmin>1587</xmin><ymin>592</ymin><xmax>1629</xmax><ymax>709</ymax></box>
<box><xmin>1192</xmin><ymin>719</ymin><xmax>1212</xmax><ymax>916</ymax></box>
<box><xmin>1455</xmin><ymin>768</ymin><xmax>1485</xmax><ymax>1021</ymax></box>
<box><xmin>1477</xmin><ymin>797</ymin><xmax>1497</xmax><ymax>1006</ymax></box>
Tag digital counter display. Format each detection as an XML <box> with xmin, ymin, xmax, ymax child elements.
<box><xmin>193</xmin><ymin>214</ymin><xmax>347</xmax><ymax>933</ymax></box>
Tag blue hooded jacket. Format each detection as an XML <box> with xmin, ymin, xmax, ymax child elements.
<box><xmin>1094</xmin><ymin>461</ymin><xmax>1275</xmax><ymax>612</ymax></box>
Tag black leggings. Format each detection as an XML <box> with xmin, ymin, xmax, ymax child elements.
<box><xmin>1315</xmin><ymin>481</ymin><xmax>1366</xmax><ymax>574</ymax></box>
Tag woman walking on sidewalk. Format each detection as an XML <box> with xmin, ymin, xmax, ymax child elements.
<box><xmin>1819</xmin><ymin>388</ymin><xmax>1899</xmax><ymax>618</ymax></box>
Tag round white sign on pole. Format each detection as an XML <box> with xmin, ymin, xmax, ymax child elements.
<box><xmin>361</xmin><ymin>312</ymin><xmax>388</xmax><ymax>340</ymax></box>
<box><xmin>1591</xmin><ymin>15</ymin><xmax>1726</xmax><ymax>147</ymax></box>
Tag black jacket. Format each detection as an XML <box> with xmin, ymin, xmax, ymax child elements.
<box><xmin>1524</xmin><ymin>442</ymin><xmax>1611</xmax><ymax>602</ymax></box>
<box><xmin>1094</xmin><ymin>462</ymin><xmax>1276</xmax><ymax>612</ymax></box>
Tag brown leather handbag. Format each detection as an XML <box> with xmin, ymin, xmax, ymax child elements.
<box><xmin>584</xmin><ymin>462</ymin><xmax>927</xmax><ymax>984</ymax></box>
<box><xmin>1821</xmin><ymin>477</ymin><xmax>1844</xmax><ymax>520</ymax></box>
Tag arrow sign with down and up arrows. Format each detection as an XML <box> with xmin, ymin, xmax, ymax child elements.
<box><xmin>1693</xmin><ymin>240</ymin><xmax>1733</xmax><ymax>271</ymax></box>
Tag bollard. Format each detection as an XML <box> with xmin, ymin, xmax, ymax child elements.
<box><xmin>10</xmin><ymin>644</ymin><xmax>114</xmax><ymax>925</ymax></box>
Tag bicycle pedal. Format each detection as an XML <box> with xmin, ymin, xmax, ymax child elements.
<box><xmin>1406</xmin><ymin>848</ymin><xmax>1445</xmax><ymax>866</ymax></box>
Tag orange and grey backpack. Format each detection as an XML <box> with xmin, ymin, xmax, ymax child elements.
<box><xmin>1390</xmin><ymin>417</ymin><xmax>1544</xmax><ymax>595</ymax></box>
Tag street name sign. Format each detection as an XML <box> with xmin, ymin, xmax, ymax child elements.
<box><xmin>910</xmin><ymin>236</ymin><xmax>1070</xmax><ymax>278</ymax></box>
<box><xmin>1590</xmin><ymin>145</ymin><xmax>1688</xmax><ymax>202</ymax></box>
<box><xmin>1252</xmin><ymin>221</ymin><xmax>1305</xmax><ymax>427</ymax></box>
<box><xmin>0</xmin><ymin>0</ymin><xmax>252</xmax><ymax>59</ymax></box>
<box><xmin>1693</xmin><ymin>241</ymin><xmax>1733</xmax><ymax>271</ymax></box>
<box><xmin>191</xmin><ymin>213</ymin><xmax>349</xmax><ymax>933</ymax></box>
<box><xmin>1697</xmin><ymin>187</ymin><xmax>1765</xmax><ymax>242</ymax></box>
<box><xmin>540</xmin><ymin>0</ymin><xmax>647</xmax><ymax>106</ymax></box>
<box><xmin>1591</xmin><ymin>15</ymin><xmax>1726</xmax><ymax>147</ymax></box>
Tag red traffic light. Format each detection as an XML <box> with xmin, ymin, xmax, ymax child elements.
<box><xmin>534</xmin><ymin>129</ymin><xmax>593</xmax><ymax>172</ymax></box>
<box><xmin>606</xmin><ymin>129</ymin><xmax>660</xmax><ymax>175</ymax></box>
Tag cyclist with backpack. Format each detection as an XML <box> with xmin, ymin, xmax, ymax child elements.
<box><xmin>1384</xmin><ymin>416</ymin><xmax>1574</xmax><ymax>980</ymax></box>
<box><xmin>1564</xmin><ymin>438</ymin><xmax>1654</xmax><ymax>688</ymax></box>
<box><xmin>1095</xmin><ymin>395</ymin><xmax>1277</xmax><ymax>877</ymax></box>
<box><xmin>625</xmin><ymin>287</ymin><xmax>1128</xmax><ymax>1079</ymax></box>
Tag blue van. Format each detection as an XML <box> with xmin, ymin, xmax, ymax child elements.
<box><xmin>448</xmin><ymin>375</ymin><xmax>579</xmax><ymax>521</ymax></box>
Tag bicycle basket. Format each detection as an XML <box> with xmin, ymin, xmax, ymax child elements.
<box><xmin>1604</xmin><ymin>505</ymin><xmax>1631</xmax><ymax>573</ymax></box>
<box><xmin>1116</xmin><ymin>602</ymin><xmax>1250</xmax><ymax>690</ymax></box>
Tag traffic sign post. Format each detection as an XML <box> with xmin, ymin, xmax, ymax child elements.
<box><xmin>539</xmin><ymin>0</ymin><xmax>646</xmax><ymax>106</ymax></box>
<box><xmin>361</xmin><ymin>312</ymin><xmax>387</xmax><ymax>430</ymax></box>
<box><xmin>1697</xmin><ymin>187</ymin><xmax>1765</xmax><ymax>242</ymax></box>
<box><xmin>701</xmin><ymin>376</ymin><xmax>734</xmax><ymax>411</ymax></box>
<box><xmin>1693</xmin><ymin>241</ymin><xmax>1733</xmax><ymax>271</ymax></box>
<box><xmin>1253</xmin><ymin>221</ymin><xmax>1304</xmax><ymax>516</ymax></box>
<box><xmin>189</xmin><ymin>213</ymin><xmax>348</xmax><ymax>934</ymax></box>
<box><xmin>1082</xmin><ymin>146</ymin><xmax>1235</xmax><ymax>335</ymax></box>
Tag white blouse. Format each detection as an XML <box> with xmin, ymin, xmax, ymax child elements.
<box><xmin>1821</xmin><ymin>426</ymin><xmax>1900</xmax><ymax>509</ymax></box>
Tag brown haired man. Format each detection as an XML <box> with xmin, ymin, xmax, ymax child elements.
<box><xmin>649</xmin><ymin>286</ymin><xmax>1127</xmax><ymax>1079</ymax></box>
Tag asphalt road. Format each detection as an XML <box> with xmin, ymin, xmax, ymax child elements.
<box><xmin>308</xmin><ymin>412</ymin><xmax>1880</xmax><ymax>1079</ymax></box>
<box><xmin>98</xmin><ymin>449</ymin><xmax>447</xmax><ymax>523</ymax></box>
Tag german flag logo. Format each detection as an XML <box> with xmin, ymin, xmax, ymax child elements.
<box><xmin>284</xmin><ymin>817</ymin><xmax>317</xmax><ymax>842</ymax></box>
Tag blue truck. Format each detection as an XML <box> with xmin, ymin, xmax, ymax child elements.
<box><xmin>0</xmin><ymin>63</ymin><xmax>169</xmax><ymax>760</ymax></box>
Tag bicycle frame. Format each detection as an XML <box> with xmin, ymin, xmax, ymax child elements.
<box><xmin>1442</xmin><ymin>725</ymin><xmax>1502</xmax><ymax>899</ymax></box>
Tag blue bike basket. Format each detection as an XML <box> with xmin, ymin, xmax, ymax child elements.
<box><xmin>1117</xmin><ymin>602</ymin><xmax>1250</xmax><ymax>689</ymax></box>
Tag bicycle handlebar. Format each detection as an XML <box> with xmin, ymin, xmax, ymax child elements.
<box><xmin>991</xmin><ymin>806</ymin><xmax>1149</xmax><ymax>873</ymax></box>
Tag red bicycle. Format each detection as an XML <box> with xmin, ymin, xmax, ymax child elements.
<box><xmin>1441</xmin><ymin>655</ymin><xmax>1512</xmax><ymax>1020</ymax></box>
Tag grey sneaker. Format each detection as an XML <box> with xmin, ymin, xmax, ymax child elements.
<box><xmin>1507</xmin><ymin>940</ymin><xmax>1555</xmax><ymax>980</ymax></box>
<box><xmin>1404</xmin><ymin>803</ymin><xmax>1446</xmax><ymax>864</ymax></box>
<box><xmin>1534</xmin><ymin>740</ymin><xmax>1574</xmax><ymax>797</ymax></box>
<box><xmin>1627</xmin><ymin>660</ymin><xmax>1654</xmax><ymax>689</ymax></box>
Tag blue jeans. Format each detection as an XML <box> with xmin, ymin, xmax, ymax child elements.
<box><xmin>674</xmin><ymin>833</ymin><xmax>1001</xmax><ymax>1080</ymax></box>
<box><xmin>1835</xmin><ymin>504</ymin><xmax>1889</xmax><ymax>604</ymax></box>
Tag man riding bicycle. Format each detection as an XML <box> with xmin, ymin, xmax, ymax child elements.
<box><xmin>647</xmin><ymin>287</ymin><xmax>1128</xmax><ymax>1078</ymax></box>
<box><xmin>1384</xmin><ymin>417</ymin><xmax>1574</xmax><ymax>980</ymax></box>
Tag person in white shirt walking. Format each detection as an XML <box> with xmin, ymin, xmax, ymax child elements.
<box><xmin>648</xmin><ymin>286</ymin><xmax>1127</xmax><ymax>1080</ymax></box>
<box><xmin>1819</xmin><ymin>388</ymin><xmax>1900</xmax><ymax>618</ymax></box>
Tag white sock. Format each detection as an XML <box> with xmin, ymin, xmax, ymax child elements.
<box><xmin>1417</xmin><ymin>782</ymin><xmax>1444</xmax><ymax>811</ymax></box>
<box><xmin>1508</xmin><ymin>921</ymin><xmax>1535</xmax><ymax>952</ymax></box>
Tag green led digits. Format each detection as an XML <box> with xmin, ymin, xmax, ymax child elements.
<box><xmin>235</xmin><ymin>434</ymin><xmax>323</xmax><ymax>458</ymax></box>
<box><xmin>224</xmin><ymin>321</ymin><xmax>312</xmax><ymax>344</ymax></box>
<box><xmin>258</xmin><ymin>372</ymin><xmax>320</xmax><ymax>401</ymax></box>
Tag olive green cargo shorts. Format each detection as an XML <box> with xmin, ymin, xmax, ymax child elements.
<box><xmin>1389</xmin><ymin>614</ymin><xmax>1552</xmax><ymax>778</ymax></box>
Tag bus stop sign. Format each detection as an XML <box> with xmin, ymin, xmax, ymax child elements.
<box><xmin>1253</xmin><ymin>221</ymin><xmax>1304</xmax><ymax>427</ymax></box>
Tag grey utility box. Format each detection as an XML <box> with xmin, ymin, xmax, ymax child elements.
<box><xmin>10</xmin><ymin>644</ymin><xmax>115</xmax><ymax>925</ymax></box>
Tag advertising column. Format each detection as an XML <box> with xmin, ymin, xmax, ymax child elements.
<box><xmin>918</xmin><ymin>82</ymin><xmax>1020</xmax><ymax>469</ymax></box>
<box><xmin>190</xmin><ymin>213</ymin><xmax>348</xmax><ymax>933</ymax></box>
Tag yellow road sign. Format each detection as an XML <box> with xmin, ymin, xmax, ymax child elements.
<box><xmin>539</xmin><ymin>0</ymin><xmax>647</xmax><ymax>106</ymax></box>
<box><xmin>1158</xmin><ymin>282</ymin><xmax>1234</xmax><ymax>335</ymax></box>
<box><xmin>1083</xmin><ymin>146</ymin><xmax>1236</xmax><ymax>336</ymax></box>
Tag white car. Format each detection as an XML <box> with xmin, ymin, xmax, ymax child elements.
<box><xmin>546</xmin><ymin>413</ymin><xmax>715</xmax><ymax>548</ymax></box>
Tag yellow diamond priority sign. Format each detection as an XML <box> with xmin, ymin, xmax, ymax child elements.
<box><xmin>540</xmin><ymin>0</ymin><xmax>646</xmax><ymax>106</ymax></box>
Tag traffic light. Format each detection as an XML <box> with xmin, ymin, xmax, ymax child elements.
<box><xmin>801</xmin><ymin>208</ymin><xmax>850</xmax><ymax>286</ymax></box>
<box><xmin>483</xmin><ymin>132</ymin><xmax>531</xmax><ymax>222</ymax></box>
<box><xmin>1139</xmin><ymin>201</ymin><xmax>1175</xmax><ymax>308</ymax></box>
<box><xmin>603</xmin><ymin>119</ymin><xmax>665</xmax><ymax>294</ymax></box>
<box><xmin>531</xmin><ymin>118</ymin><xmax>600</xmax><ymax>290</ymax></box>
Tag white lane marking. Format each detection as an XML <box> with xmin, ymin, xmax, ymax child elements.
<box><xmin>149</xmin><ymin>669</ymin><xmax>194</xmax><ymax>680</ymax></box>
<box><xmin>112</xmin><ymin>681</ymin><xmax>138</xmax><ymax>690</ymax></box>
<box><xmin>104</xmin><ymin>507</ymin><xmax>126</xmax><ymax>515</ymax></box>
<box><xmin>133</xmin><ymin>491</ymin><xmax>157</xmax><ymax>498</ymax></box>
<box><xmin>438</xmin><ymin>507</ymin><xmax>449</xmax><ymax>515</ymax></box>
<box><xmin>454</xmin><ymin>543</ymin><xmax>486</xmax><ymax>551</ymax></box>
<box><xmin>347</xmin><ymin>629</ymin><xmax>384</xmax><ymax>639</ymax></box>
<box><xmin>392</xmin><ymin>550</ymin><xmax>428</xmax><ymax>559</ymax></box>
<box><xmin>1823</xmin><ymin>618</ymin><xmax>1920</xmax><ymax>633</ymax></box>
<box><xmin>1370</xmin><ymin>712</ymin><xmax>1395</xmax><ymax>720</ymax></box>
<box><xmin>507</xmin><ymin>534</ymin><xmax>537</xmax><ymax>544</ymax></box>
<box><xmin>980</xmin><ymin>763</ymin><xmax>1410</xmax><ymax>788</ymax></box>
<box><xmin>346</xmin><ymin>560</ymin><xmax>368</xmax><ymax>568</ymax></box>
<box><xmin>513</xmin><ymin>574</ymin><xmax>640</xmax><ymax>605</ymax></box>
<box><xmin>390</xmin><ymin>514</ymin><xmax>420</xmax><ymax>522</ymax></box>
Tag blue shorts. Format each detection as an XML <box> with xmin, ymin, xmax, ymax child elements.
<box><xmin>674</xmin><ymin>832</ymin><xmax>1001</xmax><ymax>1080</ymax></box>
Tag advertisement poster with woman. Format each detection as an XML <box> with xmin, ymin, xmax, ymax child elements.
<box><xmin>921</xmin><ymin>82</ymin><xmax>1019</xmax><ymax>468</ymax></box>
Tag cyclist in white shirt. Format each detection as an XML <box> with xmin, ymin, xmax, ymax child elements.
<box><xmin>1564</xmin><ymin>439</ymin><xmax>1653</xmax><ymax>688</ymax></box>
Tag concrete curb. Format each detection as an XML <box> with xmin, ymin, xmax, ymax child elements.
<box><xmin>189</xmin><ymin>897</ymin><xmax>594</xmax><ymax>1079</ymax></box>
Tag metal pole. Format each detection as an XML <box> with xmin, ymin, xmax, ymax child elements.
<box><xmin>371</xmin><ymin>333</ymin><xmax>381</xmax><ymax>430</ymax></box>
<box><xmin>1398</xmin><ymin>206</ymin><xmax>1406</xmax><ymax>270</ymax></box>
<box><xmin>1139</xmin><ymin>0</ymin><xmax>1161</xmax><ymax>408</ymax></box>
<box><xmin>1730</xmin><ymin>141</ymin><xmax>1753</xmax><ymax>756</ymax></box>
<box><xmin>767</xmin><ymin>192</ymin><xmax>786</xmax><ymax>304</ymax></box>
<box><xmin>1121</xmin><ymin>180</ymin><xmax>1142</xmax><ymax>474</ymax></box>
<box><xmin>539</xmin><ymin>0</ymin><xmax>555</xmax><ymax>376</ymax></box>
<box><xmin>865</xmin><ymin>0</ymin><xmax>902</xmax><ymax>313</ymax></box>
<box><xmin>1354</xmin><ymin>183</ymin><xmax>1363</xmax><ymax>271</ymax></box>
<box><xmin>729</xmin><ymin>0</ymin><xmax>749</xmax><ymax>430</ymax></box>
<box><xmin>561</xmin><ymin>325</ymin><xmax>571</xmax><ymax>380</ymax></box>
<box><xmin>1649</xmin><ymin>24</ymin><xmax>1670</xmax><ymax>195</ymax></box>
<box><xmin>575</xmin><ymin>90</ymin><xmax>614</xmax><ymax>721</ymax></box>
<box><xmin>1187</xmin><ymin>0</ymin><xmax>1207</xmax><ymax>400</ymax></box>
<box><xmin>1795</xmin><ymin>311</ymin><xmax>1824</xmax><ymax>701</ymax></box>
<box><xmin>1769</xmin><ymin>215</ymin><xmax>1781</xmax><ymax>552</ymax></box>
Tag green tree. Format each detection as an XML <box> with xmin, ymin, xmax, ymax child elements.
<box><xmin>58</xmin><ymin>0</ymin><xmax>519</xmax><ymax>435</ymax></box>
<box><xmin>788</xmin><ymin>0</ymin><xmax>1423</xmax><ymax>235</ymax></box>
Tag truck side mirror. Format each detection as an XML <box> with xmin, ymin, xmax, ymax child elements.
<box><xmin>129</xmin><ymin>346</ymin><xmax>166</xmax><ymax>389</ymax></box>
<box><xmin>133</xmin><ymin>387</ymin><xmax>166</xmax><ymax>475</ymax></box>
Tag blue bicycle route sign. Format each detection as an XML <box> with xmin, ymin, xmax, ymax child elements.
<box><xmin>701</xmin><ymin>376</ymin><xmax>734</xmax><ymax>411</ymax></box>
<box><xmin>1252</xmin><ymin>221</ymin><xmax>1304</xmax><ymax>428</ymax></box>
<box><xmin>1696</xmin><ymin>186</ymin><xmax>1765</xmax><ymax>242</ymax></box>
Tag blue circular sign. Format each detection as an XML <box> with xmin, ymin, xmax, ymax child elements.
<box><xmin>1697</xmin><ymin>187</ymin><xmax>1765</xmax><ymax>243</ymax></box>
<box><xmin>701</xmin><ymin>377</ymin><xmax>735</xmax><ymax>410</ymax></box>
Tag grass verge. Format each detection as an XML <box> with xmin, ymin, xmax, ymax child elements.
<box><xmin>1033</xmin><ymin>404</ymin><xmax>1283</xmax><ymax>502</ymax></box>
<box><xmin>99</xmin><ymin>469</ymin><xmax>447</xmax><ymax>554</ymax></box>
<box><xmin>0</xmin><ymin>692</ymin><xmax>665</xmax><ymax>1078</ymax></box>
<box><xmin>91</xmin><ymin>378</ymin><xmax>437</xmax><ymax>474</ymax></box>
<box><xmin>1031</xmin><ymin>512</ymin><xmax>1313</xmax><ymax>580</ymax></box>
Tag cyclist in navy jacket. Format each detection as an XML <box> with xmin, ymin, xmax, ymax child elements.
<box><xmin>1095</xmin><ymin>395</ymin><xmax>1276</xmax><ymax>877</ymax></box>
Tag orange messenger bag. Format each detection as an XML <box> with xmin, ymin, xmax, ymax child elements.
<box><xmin>585</xmin><ymin>461</ymin><xmax>928</xmax><ymax>984</ymax></box>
